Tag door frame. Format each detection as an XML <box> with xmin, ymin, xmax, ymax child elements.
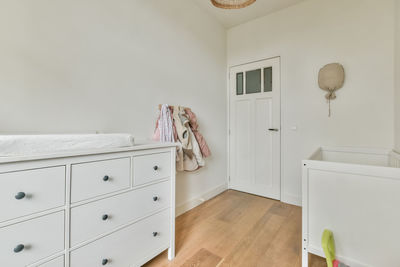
<box><xmin>227</xmin><ymin>56</ymin><xmax>283</xmax><ymax>200</ymax></box>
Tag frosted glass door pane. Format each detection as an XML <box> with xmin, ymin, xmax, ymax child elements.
<box><xmin>236</xmin><ymin>72</ymin><xmax>243</xmax><ymax>95</ymax></box>
<box><xmin>264</xmin><ymin>67</ymin><xmax>272</xmax><ymax>92</ymax></box>
<box><xmin>246</xmin><ymin>69</ymin><xmax>261</xmax><ymax>94</ymax></box>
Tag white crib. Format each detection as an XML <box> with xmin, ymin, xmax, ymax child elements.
<box><xmin>302</xmin><ymin>147</ymin><xmax>400</xmax><ymax>267</ymax></box>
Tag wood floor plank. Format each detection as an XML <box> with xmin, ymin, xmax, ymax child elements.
<box><xmin>255</xmin><ymin>207</ymin><xmax>302</xmax><ymax>267</ymax></box>
<box><xmin>180</xmin><ymin>248</ymin><xmax>222</xmax><ymax>267</ymax></box>
<box><xmin>220</xmin><ymin>213</ymin><xmax>286</xmax><ymax>267</ymax></box>
<box><xmin>143</xmin><ymin>190</ymin><xmax>317</xmax><ymax>267</ymax></box>
<box><xmin>207</xmin><ymin>193</ymin><xmax>276</xmax><ymax>259</ymax></box>
<box><xmin>309</xmin><ymin>253</ymin><xmax>328</xmax><ymax>267</ymax></box>
<box><xmin>268</xmin><ymin>202</ymin><xmax>293</xmax><ymax>217</ymax></box>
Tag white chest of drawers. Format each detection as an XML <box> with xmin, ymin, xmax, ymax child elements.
<box><xmin>0</xmin><ymin>143</ymin><xmax>176</xmax><ymax>267</ymax></box>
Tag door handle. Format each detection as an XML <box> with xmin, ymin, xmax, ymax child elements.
<box><xmin>268</xmin><ymin>128</ymin><xmax>279</xmax><ymax>132</ymax></box>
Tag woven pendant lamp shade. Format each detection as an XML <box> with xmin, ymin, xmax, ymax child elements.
<box><xmin>211</xmin><ymin>0</ymin><xmax>256</xmax><ymax>9</ymax></box>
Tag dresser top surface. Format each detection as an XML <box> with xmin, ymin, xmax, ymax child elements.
<box><xmin>0</xmin><ymin>141</ymin><xmax>177</xmax><ymax>164</ymax></box>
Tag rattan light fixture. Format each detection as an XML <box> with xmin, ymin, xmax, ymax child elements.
<box><xmin>211</xmin><ymin>0</ymin><xmax>256</xmax><ymax>9</ymax></box>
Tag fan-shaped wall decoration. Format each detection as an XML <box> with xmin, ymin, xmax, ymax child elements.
<box><xmin>211</xmin><ymin>0</ymin><xmax>256</xmax><ymax>9</ymax></box>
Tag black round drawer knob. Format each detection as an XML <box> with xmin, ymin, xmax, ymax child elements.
<box><xmin>153</xmin><ymin>196</ymin><xmax>159</xmax><ymax>201</ymax></box>
<box><xmin>102</xmin><ymin>259</ymin><xmax>108</xmax><ymax>265</ymax></box>
<box><xmin>15</xmin><ymin>192</ymin><xmax>26</xmax><ymax>200</ymax></box>
<box><xmin>103</xmin><ymin>175</ymin><xmax>110</xmax><ymax>182</ymax></box>
<box><xmin>14</xmin><ymin>244</ymin><xmax>25</xmax><ymax>253</ymax></box>
<box><xmin>102</xmin><ymin>214</ymin><xmax>109</xmax><ymax>221</ymax></box>
<box><xmin>153</xmin><ymin>166</ymin><xmax>159</xmax><ymax>171</ymax></box>
<box><xmin>153</xmin><ymin>232</ymin><xmax>158</xmax><ymax>237</ymax></box>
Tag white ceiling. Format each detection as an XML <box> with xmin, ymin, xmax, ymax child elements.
<box><xmin>192</xmin><ymin>0</ymin><xmax>307</xmax><ymax>28</ymax></box>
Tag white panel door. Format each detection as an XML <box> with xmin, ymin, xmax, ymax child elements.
<box><xmin>229</xmin><ymin>57</ymin><xmax>281</xmax><ymax>199</ymax></box>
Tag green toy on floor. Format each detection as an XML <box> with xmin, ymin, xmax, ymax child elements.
<box><xmin>322</xmin><ymin>229</ymin><xmax>350</xmax><ymax>267</ymax></box>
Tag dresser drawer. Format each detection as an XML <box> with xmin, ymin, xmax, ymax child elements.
<box><xmin>0</xmin><ymin>212</ymin><xmax>65</xmax><ymax>267</ymax></box>
<box><xmin>0</xmin><ymin>167</ymin><xmax>65</xmax><ymax>223</ymax></box>
<box><xmin>70</xmin><ymin>180</ymin><xmax>170</xmax><ymax>246</ymax></box>
<box><xmin>133</xmin><ymin>153</ymin><xmax>171</xmax><ymax>185</ymax></box>
<box><xmin>71</xmin><ymin>158</ymin><xmax>130</xmax><ymax>203</ymax></box>
<box><xmin>70</xmin><ymin>209</ymin><xmax>170</xmax><ymax>267</ymax></box>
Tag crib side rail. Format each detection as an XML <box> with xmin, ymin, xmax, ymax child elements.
<box><xmin>302</xmin><ymin>159</ymin><xmax>400</xmax><ymax>267</ymax></box>
<box><xmin>389</xmin><ymin>150</ymin><xmax>400</xmax><ymax>168</ymax></box>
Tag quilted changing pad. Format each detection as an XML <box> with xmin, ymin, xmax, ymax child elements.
<box><xmin>0</xmin><ymin>134</ymin><xmax>135</xmax><ymax>156</ymax></box>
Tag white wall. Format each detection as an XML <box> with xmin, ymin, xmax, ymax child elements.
<box><xmin>396</xmin><ymin>0</ymin><xmax>400</xmax><ymax>152</ymax></box>
<box><xmin>0</xmin><ymin>0</ymin><xmax>227</xmax><ymax>213</ymax></box>
<box><xmin>228</xmin><ymin>0</ymin><xmax>395</xmax><ymax>205</ymax></box>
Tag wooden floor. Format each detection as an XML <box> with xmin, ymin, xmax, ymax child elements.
<box><xmin>144</xmin><ymin>190</ymin><xmax>327</xmax><ymax>267</ymax></box>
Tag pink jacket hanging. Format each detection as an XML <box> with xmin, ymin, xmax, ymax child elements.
<box><xmin>184</xmin><ymin>108</ymin><xmax>211</xmax><ymax>158</ymax></box>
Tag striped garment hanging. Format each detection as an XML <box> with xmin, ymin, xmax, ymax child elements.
<box><xmin>159</xmin><ymin>104</ymin><xmax>174</xmax><ymax>142</ymax></box>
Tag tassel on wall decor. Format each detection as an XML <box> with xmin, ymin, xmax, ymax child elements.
<box><xmin>318</xmin><ymin>63</ymin><xmax>345</xmax><ymax>117</ymax></box>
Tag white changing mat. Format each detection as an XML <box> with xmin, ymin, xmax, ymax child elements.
<box><xmin>0</xmin><ymin>134</ymin><xmax>135</xmax><ymax>156</ymax></box>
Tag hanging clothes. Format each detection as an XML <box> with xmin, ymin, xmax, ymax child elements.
<box><xmin>188</xmin><ymin>126</ymin><xmax>205</xmax><ymax>167</ymax></box>
<box><xmin>154</xmin><ymin>104</ymin><xmax>210</xmax><ymax>172</ymax></box>
<box><xmin>173</xmin><ymin>106</ymin><xmax>191</xmax><ymax>150</ymax></box>
<box><xmin>173</xmin><ymin>106</ymin><xmax>186</xmax><ymax>171</ymax></box>
<box><xmin>184</xmin><ymin>108</ymin><xmax>211</xmax><ymax>158</ymax></box>
<box><xmin>159</xmin><ymin>104</ymin><xmax>174</xmax><ymax>142</ymax></box>
<box><xmin>176</xmin><ymin>145</ymin><xmax>184</xmax><ymax>172</ymax></box>
<box><xmin>152</xmin><ymin>105</ymin><xmax>177</xmax><ymax>142</ymax></box>
<box><xmin>182</xmin><ymin>150</ymin><xmax>199</xmax><ymax>171</ymax></box>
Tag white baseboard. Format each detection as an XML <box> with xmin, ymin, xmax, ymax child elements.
<box><xmin>282</xmin><ymin>193</ymin><xmax>302</xmax><ymax>207</ymax></box>
<box><xmin>176</xmin><ymin>183</ymin><xmax>228</xmax><ymax>217</ymax></box>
